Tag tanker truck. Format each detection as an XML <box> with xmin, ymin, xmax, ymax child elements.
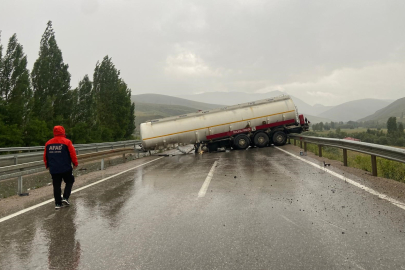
<box><xmin>140</xmin><ymin>95</ymin><xmax>309</xmax><ymax>152</ymax></box>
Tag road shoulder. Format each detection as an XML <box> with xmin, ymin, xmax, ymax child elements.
<box><xmin>0</xmin><ymin>156</ymin><xmax>158</xmax><ymax>219</ymax></box>
<box><xmin>280</xmin><ymin>143</ymin><xmax>405</xmax><ymax>206</ymax></box>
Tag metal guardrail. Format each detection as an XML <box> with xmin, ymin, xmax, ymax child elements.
<box><xmin>0</xmin><ymin>148</ymin><xmax>136</xmax><ymax>179</ymax></box>
<box><xmin>0</xmin><ymin>140</ymin><xmax>142</xmax><ymax>167</ymax></box>
<box><xmin>288</xmin><ymin>134</ymin><xmax>405</xmax><ymax>176</ymax></box>
<box><xmin>0</xmin><ymin>140</ymin><xmax>141</xmax><ymax>153</ymax></box>
<box><xmin>1</xmin><ymin>147</ymin><xmax>147</xmax><ymax>196</ymax></box>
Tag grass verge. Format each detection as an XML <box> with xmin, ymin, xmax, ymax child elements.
<box><xmin>304</xmin><ymin>142</ymin><xmax>405</xmax><ymax>183</ymax></box>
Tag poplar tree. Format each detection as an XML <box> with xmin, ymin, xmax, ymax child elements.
<box><xmin>0</xmin><ymin>32</ymin><xmax>4</xmax><ymax>117</ymax></box>
<box><xmin>398</xmin><ymin>122</ymin><xmax>404</xmax><ymax>136</ymax></box>
<box><xmin>0</xmin><ymin>34</ymin><xmax>32</xmax><ymax>146</ymax></box>
<box><xmin>126</xmin><ymin>102</ymin><xmax>135</xmax><ymax>138</ymax></box>
<box><xmin>31</xmin><ymin>21</ymin><xmax>71</xmax><ymax>126</ymax></box>
<box><xmin>75</xmin><ymin>75</ymin><xmax>94</xmax><ymax>125</ymax></box>
<box><xmin>70</xmin><ymin>75</ymin><xmax>95</xmax><ymax>143</ymax></box>
<box><xmin>387</xmin><ymin>117</ymin><xmax>397</xmax><ymax>136</ymax></box>
<box><xmin>0</xmin><ymin>34</ymin><xmax>32</xmax><ymax>127</ymax></box>
<box><xmin>93</xmin><ymin>56</ymin><xmax>135</xmax><ymax>140</ymax></box>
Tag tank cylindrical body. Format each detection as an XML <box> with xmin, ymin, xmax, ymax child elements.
<box><xmin>140</xmin><ymin>95</ymin><xmax>298</xmax><ymax>150</ymax></box>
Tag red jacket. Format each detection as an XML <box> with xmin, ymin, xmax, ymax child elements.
<box><xmin>44</xmin><ymin>126</ymin><xmax>78</xmax><ymax>174</ymax></box>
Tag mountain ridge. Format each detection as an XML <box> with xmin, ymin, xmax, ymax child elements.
<box><xmin>132</xmin><ymin>93</ymin><xmax>331</xmax><ymax>126</ymax></box>
<box><xmin>358</xmin><ymin>97</ymin><xmax>405</xmax><ymax>122</ymax></box>
<box><xmin>131</xmin><ymin>93</ymin><xmax>224</xmax><ymax>110</ymax></box>
<box><xmin>179</xmin><ymin>91</ymin><xmax>326</xmax><ymax>116</ymax></box>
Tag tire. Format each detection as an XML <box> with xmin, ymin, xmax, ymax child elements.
<box><xmin>194</xmin><ymin>143</ymin><xmax>200</xmax><ymax>154</ymax></box>
<box><xmin>207</xmin><ymin>143</ymin><xmax>218</xmax><ymax>152</ymax></box>
<box><xmin>253</xmin><ymin>132</ymin><xmax>269</xmax><ymax>148</ymax></box>
<box><xmin>233</xmin><ymin>134</ymin><xmax>250</xmax><ymax>150</ymax></box>
<box><xmin>272</xmin><ymin>131</ymin><xmax>287</xmax><ymax>146</ymax></box>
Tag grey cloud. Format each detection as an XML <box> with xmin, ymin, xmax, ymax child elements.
<box><xmin>0</xmin><ymin>0</ymin><xmax>404</xmax><ymax>105</ymax></box>
<box><xmin>81</xmin><ymin>0</ymin><xmax>99</xmax><ymax>14</ymax></box>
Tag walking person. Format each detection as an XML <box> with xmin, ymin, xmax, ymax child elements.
<box><xmin>44</xmin><ymin>126</ymin><xmax>78</xmax><ymax>209</ymax></box>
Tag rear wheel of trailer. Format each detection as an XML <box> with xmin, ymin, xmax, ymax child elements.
<box><xmin>253</xmin><ymin>132</ymin><xmax>269</xmax><ymax>148</ymax></box>
<box><xmin>272</xmin><ymin>131</ymin><xmax>287</xmax><ymax>146</ymax></box>
<box><xmin>233</xmin><ymin>134</ymin><xmax>250</xmax><ymax>150</ymax></box>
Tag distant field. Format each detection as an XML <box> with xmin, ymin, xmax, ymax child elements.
<box><xmin>313</xmin><ymin>128</ymin><xmax>387</xmax><ymax>135</ymax></box>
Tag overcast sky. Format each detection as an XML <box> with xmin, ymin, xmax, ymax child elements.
<box><xmin>1</xmin><ymin>0</ymin><xmax>404</xmax><ymax>106</ymax></box>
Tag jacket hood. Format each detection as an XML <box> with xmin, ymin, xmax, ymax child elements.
<box><xmin>53</xmin><ymin>126</ymin><xmax>66</xmax><ymax>137</ymax></box>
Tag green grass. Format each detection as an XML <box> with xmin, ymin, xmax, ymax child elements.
<box><xmin>303</xmin><ymin>142</ymin><xmax>405</xmax><ymax>183</ymax></box>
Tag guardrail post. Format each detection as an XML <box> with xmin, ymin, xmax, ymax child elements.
<box><xmin>101</xmin><ymin>159</ymin><xmax>104</xmax><ymax>170</ymax></box>
<box><xmin>287</xmin><ymin>138</ymin><xmax>291</xmax><ymax>144</ymax></box>
<box><xmin>318</xmin><ymin>145</ymin><xmax>322</xmax><ymax>157</ymax></box>
<box><xmin>300</xmin><ymin>140</ymin><xmax>303</xmax><ymax>149</ymax></box>
<box><xmin>14</xmin><ymin>155</ymin><xmax>18</xmax><ymax>165</ymax></box>
<box><xmin>76</xmin><ymin>149</ymin><xmax>79</xmax><ymax>155</ymax></box>
<box><xmin>304</xmin><ymin>142</ymin><xmax>307</xmax><ymax>152</ymax></box>
<box><xmin>96</xmin><ymin>146</ymin><xmax>99</xmax><ymax>152</ymax></box>
<box><xmin>294</xmin><ymin>139</ymin><xmax>296</xmax><ymax>146</ymax></box>
<box><xmin>123</xmin><ymin>153</ymin><xmax>126</xmax><ymax>162</ymax></box>
<box><xmin>371</xmin><ymin>155</ymin><xmax>377</xmax><ymax>176</ymax></box>
<box><xmin>18</xmin><ymin>176</ymin><xmax>23</xmax><ymax>195</ymax></box>
<box><xmin>343</xmin><ymin>149</ymin><xmax>348</xmax><ymax>166</ymax></box>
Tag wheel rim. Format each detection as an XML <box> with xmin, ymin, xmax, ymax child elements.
<box><xmin>258</xmin><ymin>136</ymin><xmax>265</xmax><ymax>144</ymax></box>
<box><xmin>275</xmin><ymin>134</ymin><xmax>284</xmax><ymax>143</ymax></box>
<box><xmin>239</xmin><ymin>139</ymin><xmax>247</xmax><ymax>147</ymax></box>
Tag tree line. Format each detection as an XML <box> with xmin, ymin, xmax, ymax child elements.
<box><xmin>309</xmin><ymin>117</ymin><xmax>405</xmax><ymax>147</ymax></box>
<box><xmin>311</xmin><ymin>120</ymin><xmax>391</xmax><ymax>131</ymax></box>
<box><xmin>0</xmin><ymin>21</ymin><xmax>135</xmax><ymax>147</ymax></box>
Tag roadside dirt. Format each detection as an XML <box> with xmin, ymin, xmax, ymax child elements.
<box><xmin>282</xmin><ymin>144</ymin><xmax>405</xmax><ymax>205</ymax></box>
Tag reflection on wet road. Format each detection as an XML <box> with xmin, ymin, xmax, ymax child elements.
<box><xmin>1</xmin><ymin>147</ymin><xmax>405</xmax><ymax>269</ymax></box>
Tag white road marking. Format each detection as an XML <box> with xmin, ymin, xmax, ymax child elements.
<box><xmin>0</xmin><ymin>157</ymin><xmax>164</xmax><ymax>224</ymax></box>
<box><xmin>275</xmin><ymin>147</ymin><xmax>405</xmax><ymax>211</ymax></box>
<box><xmin>198</xmin><ymin>161</ymin><xmax>218</xmax><ymax>198</ymax></box>
<box><xmin>279</xmin><ymin>214</ymin><xmax>307</xmax><ymax>238</ymax></box>
<box><xmin>280</xmin><ymin>214</ymin><xmax>299</xmax><ymax>227</ymax></box>
<box><xmin>316</xmin><ymin>216</ymin><xmax>346</xmax><ymax>231</ymax></box>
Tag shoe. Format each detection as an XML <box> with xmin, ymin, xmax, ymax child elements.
<box><xmin>55</xmin><ymin>204</ymin><xmax>63</xmax><ymax>209</ymax></box>
<box><xmin>62</xmin><ymin>198</ymin><xmax>70</xmax><ymax>206</ymax></box>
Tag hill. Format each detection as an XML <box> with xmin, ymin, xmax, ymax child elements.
<box><xmin>134</xmin><ymin>102</ymin><xmax>198</xmax><ymax>130</ymax></box>
<box><xmin>131</xmin><ymin>94</ymin><xmax>224</xmax><ymax>110</ymax></box>
<box><xmin>358</xmin><ymin>97</ymin><xmax>405</xmax><ymax>123</ymax></box>
<box><xmin>313</xmin><ymin>104</ymin><xmax>334</xmax><ymax>114</ymax></box>
<box><xmin>133</xmin><ymin>96</ymin><xmax>331</xmax><ymax>133</ymax></box>
<box><xmin>179</xmin><ymin>91</ymin><xmax>332</xmax><ymax>116</ymax></box>
<box><xmin>319</xmin><ymin>99</ymin><xmax>392</xmax><ymax>122</ymax></box>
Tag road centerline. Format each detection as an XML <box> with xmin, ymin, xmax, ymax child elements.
<box><xmin>198</xmin><ymin>161</ymin><xmax>218</xmax><ymax>198</ymax></box>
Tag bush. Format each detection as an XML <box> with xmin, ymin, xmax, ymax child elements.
<box><xmin>0</xmin><ymin>122</ymin><xmax>24</xmax><ymax>147</ymax></box>
<box><xmin>396</xmin><ymin>138</ymin><xmax>405</xmax><ymax>147</ymax></box>
<box><xmin>377</xmin><ymin>137</ymin><xmax>388</xmax><ymax>145</ymax></box>
<box><xmin>24</xmin><ymin>118</ymin><xmax>51</xmax><ymax>146</ymax></box>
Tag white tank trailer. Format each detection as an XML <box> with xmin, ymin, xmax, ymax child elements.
<box><xmin>140</xmin><ymin>95</ymin><xmax>309</xmax><ymax>152</ymax></box>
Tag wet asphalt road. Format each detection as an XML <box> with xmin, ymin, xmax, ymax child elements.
<box><xmin>1</xmin><ymin>147</ymin><xmax>405</xmax><ymax>270</ymax></box>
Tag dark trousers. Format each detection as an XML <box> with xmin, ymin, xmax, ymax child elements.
<box><xmin>52</xmin><ymin>170</ymin><xmax>75</xmax><ymax>205</ymax></box>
